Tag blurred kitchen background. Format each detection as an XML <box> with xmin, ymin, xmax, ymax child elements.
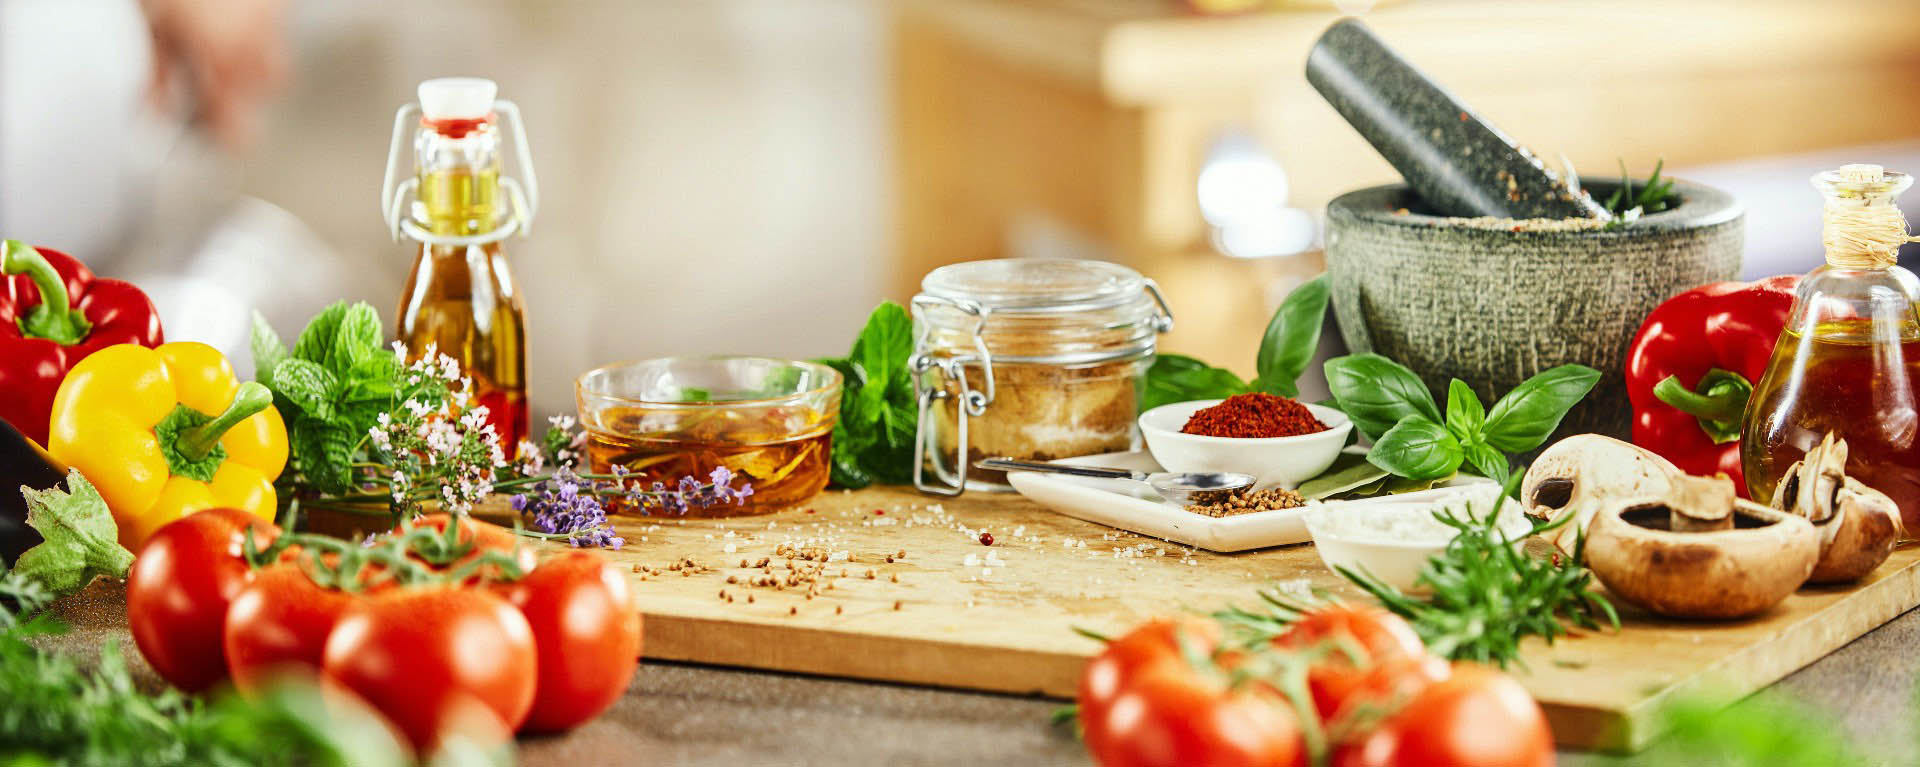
<box><xmin>5</xmin><ymin>0</ymin><xmax>1920</xmax><ymax>418</ymax></box>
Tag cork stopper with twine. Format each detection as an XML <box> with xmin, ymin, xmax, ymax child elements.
<box><xmin>1820</xmin><ymin>163</ymin><xmax>1920</xmax><ymax>269</ymax></box>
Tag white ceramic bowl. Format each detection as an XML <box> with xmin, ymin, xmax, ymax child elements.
<box><xmin>1138</xmin><ymin>399</ymin><xmax>1352</xmax><ymax>488</ymax></box>
<box><xmin>1303</xmin><ymin>485</ymin><xmax>1527</xmax><ymax>593</ymax></box>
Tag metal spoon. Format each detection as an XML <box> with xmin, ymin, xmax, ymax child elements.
<box><xmin>976</xmin><ymin>458</ymin><xmax>1255</xmax><ymax>506</ymax></box>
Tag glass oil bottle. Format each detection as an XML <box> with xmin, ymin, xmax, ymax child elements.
<box><xmin>381</xmin><ymin>78</ymin><xmax>540</xmax><ymax>449</ymax></box>
<box><xmin>1743</xmin><ymin>164</ymin><xmax>1920</xmax><ymax>531</ymax></box>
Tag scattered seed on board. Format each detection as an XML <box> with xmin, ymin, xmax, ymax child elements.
<box><xmin>789</xmin><ymin>606</ymin><xmax>797</xmax><ymax>616</ymax></box>
<box><xmin>835</xmin><ymin>605</ymin><xmax>843</xmax><ymax>615</ymax></box>
<box><xmin>892</xmin><ymin>601</ymin><xmax>902</xmax><ymax>611</ymax></box>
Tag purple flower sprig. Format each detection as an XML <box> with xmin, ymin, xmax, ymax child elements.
<box><xmin>508</xmin><ymin>464</ymin><xmax>755</xmax><ymax>550</ymax></box>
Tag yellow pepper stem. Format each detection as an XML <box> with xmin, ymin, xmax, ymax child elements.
<box><xmin>178</xmin><ymin>382</ymin><xmax>274</xmax><ymax>462</ymax></box>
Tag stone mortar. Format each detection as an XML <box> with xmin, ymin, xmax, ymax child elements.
<box><xmin>1325</xmin><ymin>178</ymin><xmax>1744</xmax><ymax>442</ymax></box>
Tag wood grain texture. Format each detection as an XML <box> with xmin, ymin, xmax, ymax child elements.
<box><xmin>571</xmin><ymin>485</ymin><xmax>1920</xmax><ymax>752</ymax></box>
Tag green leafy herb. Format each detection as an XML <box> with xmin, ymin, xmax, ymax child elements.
<box><xmin>818</xmin><ymin>302</ymin><xmax>918</xmax><ymax>489</ymax></box>
<box><xmin>11</xmin><ymin>470</ymin><xmax>133</xmax><ymax>600</ymax></box>
<box><xmin>1140</xmin><ymin>354</ymin><xmax>1248</xmax><ymax>413</ymax></box>
<box><xmin>1481</xmin><ymin>365</ymin><xmax>1602</xmax><ymax>453</ymax></box>
<box><xmin>1598</xmin><ymin>158</ymin><xmax>1677</xmax><ymax>228</ymax></box>
<box><xmin>1323</xmin><ymin>354</ymin><xmax>1441</xmax><ymax>441</ymax></box>
<box><xmin>1328</xmin><ymin>358</ymin><xmax>1598</xmax><ymax>485</ymax></box>
<box><xmin>1337</xmin><ymin>475</ymin><xmax>1619</xmax><ymax>668</ymax></box>
<box><xmin>0</xmin><ymin>559</ymin><xmax>53</xmax><ymax>629</ymax></box>
<box><xmin>1295</xmin><ymin>452</ymin><xmax>1390</xmax><ymax>500</ymax></box>
<box><xmin>1250</xmin><ymin>275</ymin><xmax>1330</xmax><ymax>398</ymax></box>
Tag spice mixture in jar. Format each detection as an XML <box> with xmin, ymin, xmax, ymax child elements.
<box><xmin>1182</xmin><ymin>393</ymin><xmax>1328</xmax><ymax>439</ymax></box>
<box><xmin>911</xmin><ymin>259</ymin><xmax>1173</xmax><ymax>494</ymax></box>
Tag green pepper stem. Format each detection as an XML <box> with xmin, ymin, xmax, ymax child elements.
<box><xmin>2</xmin><ymin>239</ymin><xmax>91</xmax><ymax>345</ymax></box>
<box><xmin>178</xmin><ymin>382</ymin><xmax>273</xmax><ymax>462</ymax></box>
<box><xmin>1652</xmin><ymin>369</ymin><xmax>1752</xmax><ymax>444</ymax></box>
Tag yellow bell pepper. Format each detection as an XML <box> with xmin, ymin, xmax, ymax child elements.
<box><xmin>47</xmin><ymin>342</ymin><xmax>288</xmax><ymax>550</ymax></box>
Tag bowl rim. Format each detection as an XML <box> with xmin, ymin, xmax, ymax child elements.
<box><xmin>576</xmin><ymin>355</ymin><xmax>843</xmax><ymax>408</ymax></box>
<box><xmin>1139</xmin><ymin>399</ymin><xmax>1352</xmax><ymax>443</ymax></box>
<box><xmin>1325</xmin><ymin>176</ymin><xmax>1743</xmax><ymax>234</ymax></box>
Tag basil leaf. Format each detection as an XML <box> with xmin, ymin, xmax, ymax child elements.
<box><xmin>1463</xmin><ymin>441</ymin><xmax>1510</xmax><ymax>486</ymax></box>
<box><xmin>1366</xmin><ymin>416</ymin><xmax>1463</xmax><ymax>480</ymax></box>
<box><xmin>291</xmin><ymin>302</ymin><xmax>349</xmax><ymax>364</ymax></box>
<box><xmin>1445</xmin><ymin>378</ymin><xmax>1486</xmax><ymax>443</ymax></box>
<box><xmin>269</xmin><ymin>358</ymin><xmax>340</xmax><ymax>421</ymax></box>
<box><xmin>1297</xmin><ymin>451</ymin><xmax>1390</xmax><ymax>499</ymax></box>
<box><xmin>249</xmin><ymin>312</ymin><xmax>289</xmax><ymax>383</ymax></box>
<box><xmin>1325</xmin><ymin>354</ymin><xmax>1442</xmax><ymax>440</ymax></box>
<box><xmin>1482</xmin><ymin>365</ymin><xmax>1602</xmax><ymax>453</ymax></box>
<box><xmin>1251</xmin><ymin>274</ymin><xmax>1329</xmax><ymax>398</ymax></box>
<box><xmin>1141</xmin><ymin>355</ymin><xmax>1248</xmax><ymax>413</ymax></box>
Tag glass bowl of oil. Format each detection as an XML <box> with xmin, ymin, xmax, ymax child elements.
<box><xmin>576</xmin><ymin>356</ymin><xmax>841</xmax><ymax>516</ymax></box>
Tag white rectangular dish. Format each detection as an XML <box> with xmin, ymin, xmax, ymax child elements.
<box><xmin>1004</xmin><ymin>450</ymin><xmax>1492</xmax><ymax>552</ymax></box>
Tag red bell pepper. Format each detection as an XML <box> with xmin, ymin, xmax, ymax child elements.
<box><xmin>0</xmin><ymin>241</ymin><xmax>163</xmax><ymax>445</ymax></box>
<box><xmin>1624</xmin><ymin>275</ymin><xmax>1800</xmax><ymax>496</ymax></box>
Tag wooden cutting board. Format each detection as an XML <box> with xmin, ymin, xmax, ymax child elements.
<box><xmin>553</xmin><ymin>485</ymin><xmax>1920</xmax><ymax>752</ymax></box>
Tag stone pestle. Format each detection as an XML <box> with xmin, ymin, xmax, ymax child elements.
<box><xmin>1307</xmin><ymin>18</ymin><xmax>1609</xmax><ymax>221</ymax></box>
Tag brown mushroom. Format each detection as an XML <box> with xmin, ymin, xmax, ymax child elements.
<box><xmin>1521</xmin><ymin>435</ymin><xmax>1684</xmax><ymax>550</ymax></box>
<box><xmin>1771</xmin><ymin>432</ymin><xmax>1903</xmax><ymax>583</ymax></box>
<box><xmin>1584</xmin><ymin>491</ymin><xmax>1818</xmax><ymax>619</ymax></box>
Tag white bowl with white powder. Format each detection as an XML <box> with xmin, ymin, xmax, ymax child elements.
<box><xmin>1304</xmin><ymin>483</ymin><xmax>1531</xmax><ymax>593</ymax></box>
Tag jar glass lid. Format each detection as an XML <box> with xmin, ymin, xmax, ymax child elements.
<box><xmin>920</xmin><ymin>258</ymin><xmax>1146</xmax><ymax>313</ymax></box>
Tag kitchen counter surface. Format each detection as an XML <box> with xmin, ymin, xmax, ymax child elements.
<box><xmin>37</xmin><ymin>579</ymin><xmax>1920</xmax><ymax>765</ymax></box>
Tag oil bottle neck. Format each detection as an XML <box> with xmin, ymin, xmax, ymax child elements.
<box><xmin>1816</xmin><ymin>164</ymin><xmax>1917</xmax><ymax>270</ymax></box>
<box><xmin>413</xmin><ymin>120</ymin><xmax>506</xmax><ymax>238</ymax></box>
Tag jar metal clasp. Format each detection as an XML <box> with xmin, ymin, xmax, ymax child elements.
<box><xmin>910</xmin><ymin>294</ymin><xmax>995</xmax><ymax>496</ymax></box>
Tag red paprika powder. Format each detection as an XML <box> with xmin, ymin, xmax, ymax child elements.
<box><xmin>1181</xmin><ymin>393</ymin><xmax>1327</xmax><ymax>439</ymax></box>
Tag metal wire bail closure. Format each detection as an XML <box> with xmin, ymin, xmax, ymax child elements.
<box><xmin>380</xmin><ymin>98</ymin><xmax>540</xmax><ymax>246</ymax></box>
<box><xmin>910</xmin><ymin>295</ymin><xmax>994</xmax><ymax>496</ymax></box>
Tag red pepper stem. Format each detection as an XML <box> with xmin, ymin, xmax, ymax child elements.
<box><xmin>178</xmin><ymin>383</ymin><xmax>273</xmax><ymax>462</ymax></box>
<box><xmin>1653</xmin><ymin>369</ymin><xmax>1752</xmax><ymax>444</ymax></box>
<box><xmin>1</xmin><ymin>240</ymin><xmax>91</xmax><ymax>346</ymax></box>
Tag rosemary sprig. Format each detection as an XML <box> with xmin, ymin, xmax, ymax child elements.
<box><xmin>1339</xmin><ymin>477</ymin><xmax>1619</xmax><ymax>668</ymax></box>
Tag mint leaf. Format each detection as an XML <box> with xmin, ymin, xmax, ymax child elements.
<box><xmin>293</xmin><ymin>421</ymin><xmax>358</xmax><ymax>495</ymax></box>
<box><xmin>269</xmin><ymin>358</ymin><xmax>340</xmax><ymax>421</ymax></box>
<box><xmin>328</xmin><ymin>303</ymin><xmax>384</xmax><ymax>373</ymax></box>
<box><xmin>1251</xmin><ymin>274</ymin><xmax>1329</xmax><ymax>398</ymax></box>
<box><xmin>12</xmin><ymin>471</ymin><xmax>134</xmax><ymax>599</ymax></box>
<box><xmin>250</xmin><ymin>312</ymin><xmax>289</xmax><ymax>383</ymax></box>
<box><xmin>291</xmin><ymin>302</ymin><xmax>349</xmax><ymax>364</ymax></box>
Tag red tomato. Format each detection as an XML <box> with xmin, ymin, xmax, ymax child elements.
<box><xmin>321</xmin><ymin>586</ymin><xmax>537</xmax><ymax>752</ymax></box>
<box><xmin>1337</xmin><ymin>665</ymin><xmax>1554</xmax><ymax>767</ymax></box>
<box><xmin>1079</xmin><ymin>617</ymin><xmax>1220</xmax><ymax>739</ymax></box>
<box><xmin>126</xmin><ymin>508</ymin><xmax>279</xmax><ymax>692</ymax></box>
<box><xmin>224</xmin><ymin>562</ymin><xmax>356</xmax><ymax>695</ymax></box>
<box><xmin>1089</xmin><ymin>662</ymin><xmax>1303</xmax><ymax>767</ymax></box>
<box><xmin>494</xmin><ymin>551</ymin><xmax>643</xmax><ymax>732</ymax></box>
<box><xmin>1270</xmin><ymin>604</ymin><xmax>1429</xmax><ymax>721</ymax></box>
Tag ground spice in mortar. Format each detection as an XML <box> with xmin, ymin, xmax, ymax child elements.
<box><xmin>1181</xmin><ymin>393</ymin><xmax>1327</xmax><ymax>438</ymax></box>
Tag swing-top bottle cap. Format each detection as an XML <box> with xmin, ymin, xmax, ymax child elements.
<box><xmin>418</xmin><ymin>77</ymin><xmax>497</xmax><ymax>121</ymax></box>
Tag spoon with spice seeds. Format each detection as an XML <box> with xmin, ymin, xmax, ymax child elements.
<box><xmin>974</xmin><ymin>458</ymin><xmax>1254</xmax><ymax>506</ymax></box>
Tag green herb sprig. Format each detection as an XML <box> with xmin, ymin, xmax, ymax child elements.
<box><xmin>1598</xmin><ymin>158</ymin><xmax>1677</xmax><ymax>229</ymax></box>
<box><xmin>816</xmin><ymin>302</ymin><xmax>918</xmax><ymax>488</ymax></box>
<box><xmin>1338</xmin><ymin>476</ymin><xmax>1619</xmax><ymax>668</ymax></box>
<box><xmin>1139</xmin><ymin>274</ymin><xmax>1330</xmax><ymax>411</ymax></box>
<box><xmin>1326</xmin><ymin>355</ymin><xmax>1599</xmax><ymax>485</ymax></box>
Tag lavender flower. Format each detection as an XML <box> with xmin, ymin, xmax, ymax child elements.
<box><xmin>514</xmin><ymin>464</ymin><xmax>625</xmax><ymax>549</ymax></box>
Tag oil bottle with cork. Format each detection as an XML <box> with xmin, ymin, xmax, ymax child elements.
<box><xmin>381</xmin><ymin>77</ymin><xmax>539</xmax><ymax>449</ymax></box>
<box><xmin>1742</xmin><ymin>163</ymin><xmax>1920</xmax><ymax>530</ymax></box>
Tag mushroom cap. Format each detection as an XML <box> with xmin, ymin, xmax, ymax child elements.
<box><xmin>1771</xmin><ymin>433</ymin><xmax>1903</xmax><ymax>583</ymax></box>
<box><xmin>1521</xmin><ymin>435</ymin><xmax>1682</xmax><ymax>551</ymax></box>
<box><xmin>1585</xmin><ymin>498</ymin><xmax>1818</xmax><ymax>619</ymax></box>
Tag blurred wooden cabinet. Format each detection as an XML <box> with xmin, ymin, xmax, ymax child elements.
<box><xmin>892</xmin><ymin>0</ymin><xmax>1920</xmax><ymax>376</ymax></box>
